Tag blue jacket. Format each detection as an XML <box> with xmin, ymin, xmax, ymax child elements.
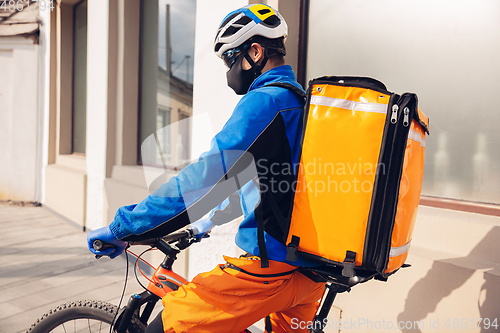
<box><xmin>110</xmin><ymin>65</ymin><xmax>315</xmax><ymax>266</ymax></box>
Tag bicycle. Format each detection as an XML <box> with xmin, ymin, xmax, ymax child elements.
<box><xmin>27</xmin><ymin>229</ymin><xmax>375</xmax><ymax>333</ymax></box>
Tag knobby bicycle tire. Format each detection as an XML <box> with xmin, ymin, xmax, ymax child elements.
<box><xmin>27</xmin><ymin>299</ymin><xmax>146</xmax><ymax>333</ymax></box>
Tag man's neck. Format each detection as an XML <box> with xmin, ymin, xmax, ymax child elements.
<box><xmin>261</xmin><ymin>59</ymin><xmax>286</xmax><ymax>74</ymax></box>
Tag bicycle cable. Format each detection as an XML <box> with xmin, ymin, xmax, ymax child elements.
<box><xmin>133</xmin><ymin>247</ymin><xmax>157</xmax><ymax>292</ymax></box>
<box><xmin>107</xmin><ymin>248</ymin><xmax>153</xmax><ymax>333</ymax></box>
<box><xmin>109</xmin><ymin>250</ymin><xmax>129</xmax><ymax>333</ymax></box>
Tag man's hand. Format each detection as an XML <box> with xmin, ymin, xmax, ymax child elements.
<box><xmin>87</xmin><ymin>226</ymin><xmax>128</xmax><ymax>259</ymax></box>
<box><xmin>190</xmin><ymin>218</ymin><xmax>215</xmax><ymax>239</ymax></box>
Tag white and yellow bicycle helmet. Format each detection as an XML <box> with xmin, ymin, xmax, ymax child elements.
<box><xmin>214</xmin><ymin>4</ymin><xmax>288</xmax><ymax>59</ymax></box>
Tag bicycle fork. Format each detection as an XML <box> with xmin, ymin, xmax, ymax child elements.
<box><xmin>115</xmin><ymin>290</ymin><xmax>160</xmax><ymax>333</ymax></box>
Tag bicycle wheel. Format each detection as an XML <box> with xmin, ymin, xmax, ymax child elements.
<box><xmin>27</xmin><ymin>300</ymin><xmax>146</xmax><ymax>333</ymax></box>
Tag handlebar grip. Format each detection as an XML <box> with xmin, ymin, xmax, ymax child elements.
<box><xmin>93</xmin><ymin>239</ymin><xmax>114</xmax><ymax>251</ymax></box>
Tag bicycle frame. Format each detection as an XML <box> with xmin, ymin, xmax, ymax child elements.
<box><xmin>112</xmin><ymin>232</ymin><xmax>191</xmax><ymax>333</ymax></box>
<box><xmin>110</xmin><ymin>232</ymin><xmax>254</xmax><ymax>333</ymax></box>
<box><xmin>108</xmin><ymin>231</ymin><xmax>375</xmax><ymax>333</ymax></box>
<box><xmin>302</xmin><ymin>267</ymin><xmax>377</xmax><ymax>333</ymax></box>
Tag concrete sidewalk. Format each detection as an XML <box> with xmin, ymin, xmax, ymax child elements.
<box><xmin>0</xmin><ymin>203</ymin><xmax>140</xmax><ymax>333</ymax></box>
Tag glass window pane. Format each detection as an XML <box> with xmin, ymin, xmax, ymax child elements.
<box><xmin>72</xmin><ymin>0</ymin><xmax>88</xmax><ymax>154</ymax></box>
<box><xmin>178</xmin><ymin>111</ymin><xmax>191</xmax><ymax>164</ymax></box>
<box><xmin>306</xmin><ymin>0</ymin><xmax>500</xmax><ymax>204</ymax></box>
<box><xmin>157</xmin><ymin>107</ymin><xmax>171</xmax><ymax>157</ymax></box>
<box><xmin>139</xmin><ymin>0</ymin><xmax>195</xmax><ymax>167</ymax></box>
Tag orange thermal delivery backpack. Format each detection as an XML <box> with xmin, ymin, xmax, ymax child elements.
<box><xmin>267</xmin><ymin>76</ymin><xmax>429</xmax><ymax>279</ymax></box>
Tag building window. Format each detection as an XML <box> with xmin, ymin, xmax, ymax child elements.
<box><xmin>139</xmin><ymin>0</ymin><xmax>195</xmax><ymax>168</ymax></box>
<box><xmin>72</xmin><ymin>0</ymin><xmax>87</xmax><ymax>154</ymax></box>
<box><xmin>178</xmin><ymin>109</ymin><xmax>191</xmax><ymax>165</ymax></box>
<box><xmin>305</xmin><ymin>1</ymin><xmax>500</xmax><ymax>204</ymax></box>
<box><xmin>156</xmin><ymin>107</ymin><xmax>172</xmax><ymax>161</ymax></box>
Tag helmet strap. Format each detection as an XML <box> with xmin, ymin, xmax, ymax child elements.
<box><xmin>255</xmin><ymin>55</ymin><xmax>269</xmax><ymax>78</ymax></box>
<box><xmin>243</xmin><ymin>52</ymin><xmax>255</xmax><ymax>68</ymax></box>
<box><xmin>243</xmin><ymin>48</ymin><xmax>269</xmax><ymax>79</ymax></box>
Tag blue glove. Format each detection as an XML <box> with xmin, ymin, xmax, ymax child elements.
<box><xmin>87</xmin><ymin>226</ymin><xmax>128</xmax><ymax>259</ymax></box>
<box><xmin>190</xmin><ymin>218</ymin><xmax>215</xmax><ymax>239</ymax></box>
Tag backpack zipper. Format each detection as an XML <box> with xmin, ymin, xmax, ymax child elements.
<box><xmin>362</xmin><ymin>93</ymin><xmax>401</xmax><ymax>270</ymax></box>
<box><xmin>390</xmin><ymin>104</ymin><xmax>399</xmax><ymax>124</ymax></box>
<box><xmin>374</xmin><ymin>94</ymin><xmax>416</xmax><ymax>275</ymax></box>
<box><xmin>403</xmin><ymin>107</ymin><xmax>410</xmax><ymax>127</ymax></box>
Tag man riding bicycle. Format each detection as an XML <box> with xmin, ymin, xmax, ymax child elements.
<box><xmin>88</xmin><ymin>4</ymin><xmax>325</xmax><ymax>332</ymax></box>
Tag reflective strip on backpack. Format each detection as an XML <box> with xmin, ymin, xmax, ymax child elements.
<box><xmin>408</xmin><ymin>129</ymin><xmax>426</xmax><ymax>148</ymax></box>
<box><xmin>310</xmin><ymin>96</ymin><xmax>388</xmax><ymax>114</ymax></box>
<box><xmin>389</xmin><ymin>240</ymin><xmax>412</xmax><ymax>257</ymax></box>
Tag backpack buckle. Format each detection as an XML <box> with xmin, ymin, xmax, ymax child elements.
<box><xmin>342</xmin><ymin>251</ymin><xmax>357</xmax><ymax>277</ymax></box>
<box><xmin>286</xmin><ymin>236</ymin><xmax>300</xmax><ymax>261</ymax></box>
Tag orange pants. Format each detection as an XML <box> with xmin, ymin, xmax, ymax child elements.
<box><xmin>161</xmin><ymin>255</ymin><xmax>326</xmax><ymax>333</ymax></box>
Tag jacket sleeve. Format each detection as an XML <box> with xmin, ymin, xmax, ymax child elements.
<box><xmin>110</xmin><ymin>91</ymin><xmax>281</xmax><ymax>241</ymax></box>
<box><xmin>209</xmin><ymin>191</ymin><xmax>243</xmax><ymax>226</ymax></box>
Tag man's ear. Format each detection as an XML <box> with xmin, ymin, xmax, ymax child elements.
<box><xmin>250</xmin><ymin>43</ymin><xmax>264</xmax><ymax>63</ymax></box>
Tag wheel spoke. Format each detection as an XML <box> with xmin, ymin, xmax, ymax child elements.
<box><xmin>44</xmin><ymin>319</ymin><xmax>116</xmax><ymax>333</ymax></box>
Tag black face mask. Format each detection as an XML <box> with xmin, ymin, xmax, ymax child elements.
<box><xmin>226</xmin><ymin>53</ymin><xmax>258</xmax><ymax>95</ymax></box>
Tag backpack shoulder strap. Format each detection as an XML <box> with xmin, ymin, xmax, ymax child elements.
<box><xmin>254</xmin><ymin>82</ymin><xmax>306</xmax><ymax>268</ymax></box>
<box><xmin>265</xmin><ymin>82</ymin><xmax>306</xmax><ymax>100</ymax></box>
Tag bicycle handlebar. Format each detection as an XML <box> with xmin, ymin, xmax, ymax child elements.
<box><xmin>163</xmin><ymin>229</ymin><xmax>193</xmax><ymax>243</ymax></box>
<box><xmin>93</xmin><ymin>229</ymin><xmax>196</xmax><ymax>258</ymax></box>
<box><xmin>92</xmin><ymin>239</ymin><xmax>115</xmax><ymax>252</ymax></box>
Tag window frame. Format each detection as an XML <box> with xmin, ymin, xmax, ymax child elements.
<box><xmin>71</xmin><ymin>0</ymin><xmax>88</xmax><ymax>155</ymax></box>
